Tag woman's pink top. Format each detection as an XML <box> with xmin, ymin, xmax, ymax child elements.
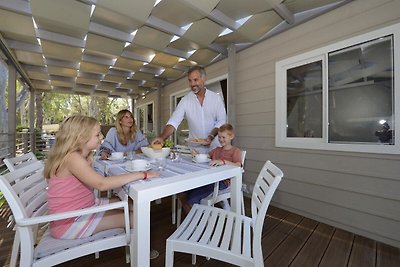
<box><xmin>47</xmin><ymin>175</ymin><xmax>95</xmax><ymax>238</ymax></box>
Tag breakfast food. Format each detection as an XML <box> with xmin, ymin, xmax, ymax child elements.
<box><xmin>191</xmin><ymin>138</ymin><xmax>208</xmax><ymax>143</ymax></box>
<box><xmin>151</xmin><ymin>143</ymin><xmax>162</xmax><ymax>150</ymax></box>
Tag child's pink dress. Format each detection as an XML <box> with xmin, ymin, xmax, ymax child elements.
<box><xmin>47</xmin><ymin>175</ymin><xmax>108</xmax><ymax>239</ymax></box>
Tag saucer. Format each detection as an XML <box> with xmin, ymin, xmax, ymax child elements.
<box><xmin>192</xmin><ymin>158</ymin><xmax>211</xmax><ymax>163</ymax></box>
<box><xmin>126</xmin><ymin>166</ymin><xmax>152</xmax><ymax>172</ymax></box>
<box><xmin>108</xmin><ymin>156</ymin><xmax>125</xmax><ymax>161</ymax></box>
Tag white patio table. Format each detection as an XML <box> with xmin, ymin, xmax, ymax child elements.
<box><xmin>94</xmin><ymin>155</ymin><xmax>243</xmax><ymax>267</ymax></box>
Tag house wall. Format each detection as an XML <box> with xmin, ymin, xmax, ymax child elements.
<box><xmin>143</xmin><ymin>0</ymin><xmax>400</xmax><ymax>248</ymax></box>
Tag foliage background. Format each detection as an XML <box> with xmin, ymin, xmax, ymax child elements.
<box><xmin>38</xmin><ymin>93</ymin><xmax>131</xmax><ymax>128</ymax></box>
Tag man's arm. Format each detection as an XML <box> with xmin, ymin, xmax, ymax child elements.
<box><xmin>206</xmin><ymin>127</ymin><xmax>219</xmax><ymax>144</ymax></box>
<box><xmin>151</xmin><ymin>124</ymin><xmax>176</xmax><ymax>145</ymax></box>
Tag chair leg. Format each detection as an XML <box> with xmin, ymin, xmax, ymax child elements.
<box><xmin>171</xmin><ymin>195</ymin><xmax>176</xmax><ymax>224</ymax></box>
<box><xmin>125</xmin><ymin>245</ymin><xmax>130</xmax><ymax>263</ymax></box>
<box><xmin>10</xmin><ymin>230</ymin><xmax>20</xmax><ymax>267</ymax></box>
<box><xmin>177</xmin><ymin>199</ymin><xmax>182</xmax><ymax>227</ymax></box>
<box><xmin>191</xmin><ymin>254</ymin><xmax>197</xmax><ymax>265</ymax></box>
<box><xmin>165</xmin><ymin>244</ymin><xmax>174</xmax><ymax>267</ymax></box>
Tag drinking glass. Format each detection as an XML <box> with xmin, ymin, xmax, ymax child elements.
<box><xmin>156</xmin><ymin>158</ymin><xmax>166</xmax><ymax>171</ymax></box>
<box><xmin>170</xmin><ymin>148</ymin><xmax>181</xmax><ymax>162</ymax></box>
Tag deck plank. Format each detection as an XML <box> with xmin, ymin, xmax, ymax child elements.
<box><xmin>262</xmin><ymin>212</ymin><xmax>303</xmax><ymax>257</ymax></box>
<box><xmin>290</xmin><ymin>223</ymin><xmax>335</xmax><ymax>267</ymax></box>
<box><xmin>1</xmin><ymin>198</ymin><xmax>400</xmax><ymax>267</ymax></box>
<box><xmin>264</xmin><ymin>217</ymin><xmax>318</xmax><ymax>266</ymax></box>
<box><xmin>319</xmin><ymin>228</ymin><xmax>354</xmax><ymax>267</ymax></box>
<box><xmin>377</xmin><ymin>242</ymin><xmax>400</xmax><ymax>267</ymax></box>
<box><xmin>348</xmin><ymin>235</ymin><xmax>376</xmax><ymax>267</ymax></box>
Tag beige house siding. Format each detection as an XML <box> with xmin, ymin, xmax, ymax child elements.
<box><xmin>145</xmin><ymin>0</ymin><xmax>400</xmax><ymax>248</ymax></box>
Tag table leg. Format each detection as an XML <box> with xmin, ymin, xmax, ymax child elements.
<box><xmin>230</xmin><ymin>170</ymin><xmax>242</xmax><ymax>214</ymax></box>
<box><xmin>132</xmin><ymin>197</ymin><xmax>151</xmax><ymax>267</ymax></box>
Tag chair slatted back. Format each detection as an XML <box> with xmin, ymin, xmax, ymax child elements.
<box><xmin>0</xmin><ymin>160</ymin><xmax>47</xmax><ymax>224</ymax></box>
<box><xmin>251</xmin><ymin>160</ymin><xmax>283</xmax><ymax>263</ymax></box>
<box><xmin>4</xmin><ymin>152</ymin><xmax>40</xmax><ymax>171</ymax></box>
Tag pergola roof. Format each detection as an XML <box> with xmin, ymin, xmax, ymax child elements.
<box><xmin>0</xmin><ymin>0</ymin><xmax>353</xmax><ymax>99</ymax></box>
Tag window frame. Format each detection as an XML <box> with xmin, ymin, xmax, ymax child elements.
<box><xmin>275</xmin><ymin>23</ymin><xmax>400</xmax><ymax>154</ymax></box>
<box><xmin>135</xmin><ymin>100</ymin><xmax>155</xmax><ymax>135</ymax></box>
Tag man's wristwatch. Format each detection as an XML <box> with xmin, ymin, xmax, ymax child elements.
<box><xmin>208</xmin><ymin>134</ymin><xmax>215</xmax><ymax>140</ymax></box>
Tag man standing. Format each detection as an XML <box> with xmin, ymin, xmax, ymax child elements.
<box><xmin>152</xmin><ymin>66</ymin><xmax>226</xmax><ymax>151</ymax></box>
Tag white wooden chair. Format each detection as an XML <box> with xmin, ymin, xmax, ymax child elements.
<box><xmin>3</xmin><ymin>152</ymin><xmax>43</xmax><ymax>267</ymax></box>
<box><xmin>200</xmin><ymin>150</ymin><xmax>247</xmax><ymax>212</ymax></box>
<box><xmin>174</xmin><ymin>151</ymin><xmax>247</xmax><ymax>227</ymax></box>
<box><xmin>0</xmin><ymin>161</ymin><xmax>132</xmax><ymax>267</ymax></box>
<box><xmin>166</xmin><ymin>160</ymin><xmax>283</xmax><ymax>267</ymax></box>
<box><xmin>3</xmin><ymin>152</ymin><xmax>40</xmax><ymax>171</ymax></box>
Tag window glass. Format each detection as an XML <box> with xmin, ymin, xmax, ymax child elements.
<box><xmin>328</xmin><ymin>36</ymin><xmax>394</xmax><ymax>144</ymax></box>
<box><xmin>275</xmin><ymin>23</ymin><xmax>399</xmax><ymax>154</ymax></box>
<box><xmin>286</xmin><ymin>61</ymin><xmax>323</xmax><ymax>138</ymax></box>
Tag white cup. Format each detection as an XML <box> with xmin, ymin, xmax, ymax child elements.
<box><xmin>131</xmin><ymin>159</ymin><xmax>150</xmax><ymax>171</ymax></box>
<box><xmin>111</xmin><ymin>152</ymin><xmax>124</xmax><ymax>159</ymax></box>
<box><xmin>195</xmin><ymin>153</ymin><xmax>208</xmax><ymax>162</ymax></box>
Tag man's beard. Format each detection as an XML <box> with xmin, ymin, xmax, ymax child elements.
<box><xmin>192</xmin><ymin>86</ymin><xmax>200</xmax><ymax>94</ymax></box>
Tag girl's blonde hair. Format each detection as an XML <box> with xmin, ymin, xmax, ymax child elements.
<box><xmin>44</xmin><ymin>115</ymin><xmax>99</xmax><ymax>179</ymax></box>
<box><xmin>115</xmin><ymin>109</ymin><xmax>137</xmax><ymax>145</ymax></box>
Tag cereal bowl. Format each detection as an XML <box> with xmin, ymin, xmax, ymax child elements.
<box><xmin>141</xmin><ymin>147</ymin><xmax>170</xmax><ymax>159</ymax></box>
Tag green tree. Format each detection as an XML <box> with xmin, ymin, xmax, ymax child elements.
<box><xmin>38</xmin><ymin>92</ymin><xmax>132</xmax><ymax>127</ymax></box>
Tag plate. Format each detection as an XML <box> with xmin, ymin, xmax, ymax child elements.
<box><xmin>192</xmin><ymin>158</ymin><xmax>211</xmax><ymax>163</ymax></box>
<box><xmin>185</xmin><ymin>138</ymin><xmax>209</xmax><ymax>146</ymax></box>
<box><xmin>108</xmin><ymin>156</ymin><xmax>125</xmax><ymax>161</ymax></box>
<box><xmin>126</xmin><ymin>166</ymin><xmax>152</xmax><ymax>172</ymax></box>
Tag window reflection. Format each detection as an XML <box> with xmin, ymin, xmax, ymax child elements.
<box><xmin>286</xmin><ymin>61</ymin><xmax>323</xmax><ymax>138</ymax></box>
<box><xmin>328</xmin><ymin>35</ymin><xmax>394</xmax><ymax>144</ymax></box>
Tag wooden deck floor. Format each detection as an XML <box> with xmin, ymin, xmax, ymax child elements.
<box><xmin>1</xmin><ymin>196</ymin><xmax>399</xmax><ymax>267</ymax></box>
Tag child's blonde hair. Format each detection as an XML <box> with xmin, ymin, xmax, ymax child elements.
<box><xmin>44</xmin><ymin>115</ymin><xmax>99</xmax><ymax>179</ymax></box>
<box><xmin>115</xmin><ymin>109</ymin><xmax>137</xmax><ymax>145</ymax></box>
<box><xmin>219</xmin><ymin>123</ymin><xmax>235</xmax><ymax>135</ymax></box>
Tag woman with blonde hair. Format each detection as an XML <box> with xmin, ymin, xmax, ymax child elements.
<box><xmin>99</xmin><ymin>109</ymin><xmax>148</xmax><ymax>159</ymax></box>
<box><xmin>45</xmin><ymin>115</ymin><xmax>158</xmax><ymax>239</ymax></box>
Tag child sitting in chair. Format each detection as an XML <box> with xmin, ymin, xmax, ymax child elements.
<box><xmin>180</xmin><ymin>123</ymin><xmax>242</xmax><ymax>214</ymax></box>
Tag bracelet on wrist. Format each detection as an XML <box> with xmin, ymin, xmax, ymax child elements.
<box><xmin>143</xmin><ymin>171</ymin><xmax>148</xmax><ymax>180</ymax></box>
<box><xmin>208</xmin><ymin>134</ymin><xmax>214</xmax><ymax>140</ymax></box>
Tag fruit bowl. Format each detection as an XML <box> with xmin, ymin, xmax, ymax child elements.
<box><xmin>141</xmin><ymin>147</ymin><xmax>171</xmax><ymax>159</ymax></box>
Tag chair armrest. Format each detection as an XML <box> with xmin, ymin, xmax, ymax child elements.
<box><xmin>18</xmin><ymin>200</ymin><xmax>128</xmax><ymax>226</ymax></box>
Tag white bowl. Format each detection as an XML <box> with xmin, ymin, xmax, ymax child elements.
<box><xmin>141</xmin><ymin>147</ymin><xmax>171</xmax><ymax>159</ymax></box>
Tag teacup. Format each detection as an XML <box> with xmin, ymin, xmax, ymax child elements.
<box><xmin>130</xmin><ymin>159</ymin><xmax>150</xmax><ymax>171</ymax></box>
<box><xmin>111</xmin><ymin>152</ymin><xmax>124</xmax><ymax>159</ymax></box>
<box><xmin>195</xmin><ymin>153</ymin><xmax>208</xmax><ymax>162</ymax></box>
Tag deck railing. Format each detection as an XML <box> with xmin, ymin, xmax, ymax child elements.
<box><xmin>0</xmin><ymin>131</ymin><xmax>51</xmax><ymax>174</ymax></box>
